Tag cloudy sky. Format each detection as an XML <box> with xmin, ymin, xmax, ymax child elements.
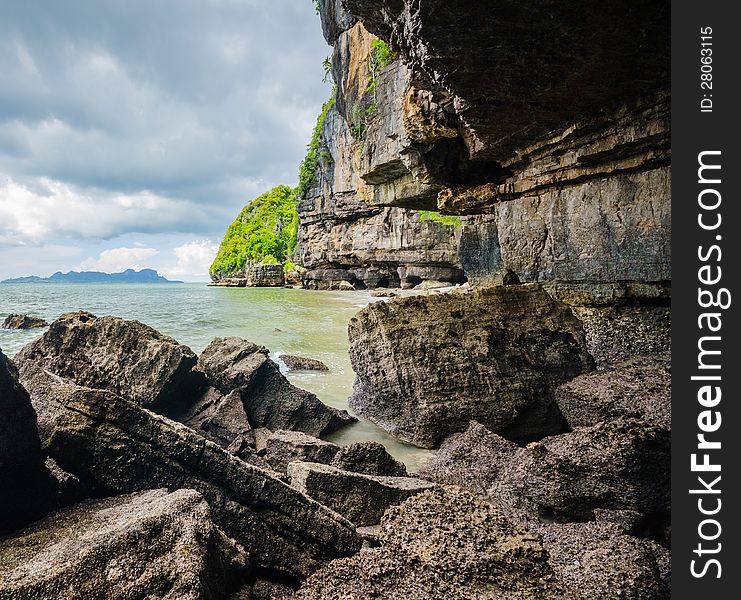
<box><xmin>0</xmin><ymin>0</ymin><xmax>330</xmax><ymax>281</ymax></box>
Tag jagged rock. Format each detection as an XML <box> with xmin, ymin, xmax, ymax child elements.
<box><xmin>280</xmin><ymin>355</ymin><xmax>330</xmax><ymax>372</ymax></box>
<box><xmin>570</xmin><ymin>305</ymin><xmax>671</xmax><ymax>366</ymax></box>
<box><xmin>555</xmin><ymin>354</ymin><xmax>671</xmax><ymax>430</ymax></box>
<box><xmin>491</xmin><ymin>418</ymin><xmax>670</xmax><ymax>522</ymax></box>
<box><xmin>21</xmin><ymin>367</ymin><xmax>361</xmax><ymax>579</ymax></box>
<box><xmin>197</xmin><ymin>337</ymin><xmax>355</xmax><ymax>436</ymax></box>
<box><xmin>418</xmin><ymin>421</ymin><xmax>520</xmax><ymax>494</ymax></box>
<box><xmin>0</xmin><ymin>350</ymin><xmax>57</xmax><ymax>531</ymax></box>
<box><xmin>0</xmin><ymin>489</ymin><xmax>249</xmax><ymax>599</ymax></box>
<box><xmin>537</xmin><ymin>521</ymin><xmax>671</xmax><ymax>599</ymax></box>
<box><xmin>287</xmin><ymin>462</ymin><xmax>434</xmax><ymax>526</ymax></box>
<box><xmin>13</xmin><ymin>311</ymin><xmax>203</xmax><ymax>419</ymax></box>
<box><xmin>348</xmin><ymin>284</ymin><xmax>593</xmax><ymax>448</ymax></box>
<box><xmin>291</xmin><ymin>487</ymin><xmax>568</xmax><ymax>599</ymax></box>
<box><xmin>1</xmin><ymin>314</ymin><xmax>48</xmax><ymax>329</ymax></box>
<box><xmin>330</xmin><ymin>441</ymin><xmax>407</xmax><ymax>477</ymax></box>
<box><xmin>181</xmin><ymin>387</ymin><xmax>254</xmax><ymax>455</ymax></box>
<box><xmin>263</xmin><ymin>431</ymin><xmax>340</xmax><ymax>474</ymax></box>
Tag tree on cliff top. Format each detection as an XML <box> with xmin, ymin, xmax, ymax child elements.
<box><xmin>209</xmin><ymin>185</ymin><xmax>298</xmax><ymax>277</ymax></box>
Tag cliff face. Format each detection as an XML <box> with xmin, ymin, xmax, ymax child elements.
<box><xmin>304</xmin><ymin>0</ymin><xmax>670</xmax><ymax>293</ymax></box>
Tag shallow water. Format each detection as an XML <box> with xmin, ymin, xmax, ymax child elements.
<box><xmin>0</xmin><ymin>283</ymin><xmax>433</xmax><ymax>470</ymax></box>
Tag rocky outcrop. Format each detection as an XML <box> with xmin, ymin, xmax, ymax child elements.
<box><xmin>348</xmin><ymin>284</ymin><xmax>593</xmax><ymax>448</ymax></box>
<box><xmin>262</xmin><ymin>430</ymin><xmax>340</xmax><ymax>474</ymax></box>
<box><xmin>209</xmin><ymin>264</ymin><xmax>286</xmax><ymax>287</ymax></box>
<box><xmin>296</xmin><ymin>108</ymin><xmax>466</xmax><ymax>289</ymax></box>
<box><xmin>555</xmin><ymin>353</ymin><xmax>671</xmax><ymax>431</ymax></box>
<box><xmin>2</xmin><ymin>314</ymin><xmax>48</xmax><ymax>329</ymax></box>
<box><xmin>288</xmin><ymin>462</ymin><xmax>434</xmax><ymax>526</ymax></box>
<box><xmin>197</xmin><ymin>337</ymin><xmax>355</xmax><ymax>436</ymax></box>
<box><xmin>14</xmin><ymin>311</ymin><xmax>203</xmax><ymax>419</ymax></box>
<box><xmin>418</xmin><ymin>421</ymin><xmax>520</xmax><ymax>495</ymax></box>
<box><xmin>292</xmin><ymin>487</ymin><xmax>568</xmax><ymax>599</ymax></box>
<box><xmin>0</xmin><ymin>351</ymin><xmax>57</xmax><ymax>531</ymax></box>
<box><xmin>537</xmin><ymin>521</ymin><xmax>671</xmax><ymax>599</ymax></box>
<box><xmin>490</xmin><ymin>418</ymin><xmax>670</xmax><ymax>523</ymax></box>
<box><xmin>280</xmin><ymin>354</ymin><xmax>330</xmax><ymax>372</ymax></box>
<box><xmin>0</xmin><ymin>489</ymin><xmax>249</xmax><ymax>599</ymax></box>
<box><xmin>20</xmin><ymin>366</ymin><xmax>361</xmax><ymax>580</ymax></box>
<box><xmin>330</xmin><ymin>441</ymin><xmax>407</xmax><ymax>477</ymax></box>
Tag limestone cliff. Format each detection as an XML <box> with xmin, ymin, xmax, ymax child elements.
<box><xmin>311</xmin><ymin>0</ymin><xmax>670</xmax><ymax>293</ymax></box>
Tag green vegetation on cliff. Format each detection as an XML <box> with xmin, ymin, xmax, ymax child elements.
<box><xmin>418</xmin><ymin>211</ymin><xmax>464</xmax><ymax>227</ymax></box>
<box><xmin>297</xmin><ymin>89</ymin><xmax>336</xmax><ymax>198</ymax></box>
<box><xmin>210</xmin><ymin>185</ymin><xmax>299</xmax><ymax>277</ymax></box>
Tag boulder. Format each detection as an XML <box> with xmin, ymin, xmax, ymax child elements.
<box><xmin>180</xmin><ymin>387</ymin><xmax>254</xmax><ymax>455</ymax></box>
<box><xmin>492</xmin><ymin>418</ymin><xmax>670</xmax><ymax>522</ymax></box>
<box><xmin>263</xmin><ymin>430</ymin><xmax>340</xmax><ymax>474</ymax></box>
<box><xmin>417</xmin><ymin>421</ymin><xmax>520</xmax><ymax>494</ymax></box>
<box><xmin>1</xmin><ymin>314</ymin><xmax>48</xmax><ymax>329</ymax></box>
<box><xmin>280</xmin><ymin>355</ymin><xmax>330</xmax><ymax>372</ymax></box>
<box><xmin>0</xmin><ymin>350</ymin><xmax>57</xmax><ymax>531</ymax></box>
<box><xmin>287</xmin><ymin>462</ymin><xmax>434</xmax><ymax>526</ymax></box>
<box><xmin>292</xmin><ymin>487</ymin><xmax>568</xmax><ymax>599</ymax></box>
<box><xmin>537</xmin><ymin>521</ymin><xmax>671</xmax><ymax>599</ymax></box>
<box><xmin>330</xmin><ymin>441</ymin><xmax>407</xmax><ymax>477</ymax></box>
<box><xmin>555</xmin><ymin>353</ymin><xmax>671</xmax><ymax>430</ymax></box>
<box><xmin>21</xmin><ymin>367</ymin><xmax>361</xmax><ymax>579</ymax></box>
<box><xmin>14</xmin><ymin>311</ymin><xmax>203</xmax><ymax>419</ymax></box>
<box><xmin>198</xmin><ymin>337</ymin><xmax>355</xmax><ymax>436</ymax></box>
<box><xmin>0</xmin><ymin>489</ymin><xmax>249</xmax><ymax>599</ymax></box>
<box><xmin>348</xmin><ymin>284</ymin><xmax>594</xmax><ymax>447</ymax></box>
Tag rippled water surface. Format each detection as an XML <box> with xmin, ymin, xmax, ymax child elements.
<box><xmin>0</xmin><ymin>283</ymin><xmax>433</xmax><ymax>469</ymax></box>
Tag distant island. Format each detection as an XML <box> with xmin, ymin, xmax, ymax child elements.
<box><xmin>2</xmin><ymin>268</ymin><xmax>183</xmax><ymax>284</ymax></box>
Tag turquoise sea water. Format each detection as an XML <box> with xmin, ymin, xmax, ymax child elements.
<box><xmin>0</xmin><ymin>283</ymin><xmax>433</xmax><ymax>469</ymax></box>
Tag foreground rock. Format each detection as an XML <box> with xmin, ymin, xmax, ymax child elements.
<box><xmin>14</xmin><ymin>311</ymin><xmax>202</xmax><ymax>418</ymax></box>
<box><xmin>555</xmin><ymin>353</ymin><xmax>671</xmax><ymax>430</ymax></box>
<box><xmin>292</xmin><ymin>487</ymin><xmax>567</xmax><ymax>599</ymax></box>
<box><xmin>418</xmin><ymin>421</ymin><xmax>520</xmax><ymax>494</ymax></box>
<box><xmin>492</xmin><ymin>418</ymin><xmax>670</xmax><ymax>522</ymax></box>
<box><xmin>280</xmin><ymin>355</ymin><xmax>330</xmax><ymax>372</ymax></box>
<box><xmin>0</xmin><ymin>489</ymin><xmax>248</xmax><ymax>599</ymax></box>
<box><xmin>0</xmin><ymin>351</ymin><xmax>57</xmax><ymax>531</ymax></box>
<box><xmin>198</xmin><ymin>337</ymin><xmax>355</xmax><ymax>436</ymax></box>
<box><xmin>2</xmin><ymin>314</ymin><xmax>48</xmax><ymax>329</ymax></box>
<box><xmin>330</xmin><ymin>441</ymin><xmax>407</xmax><ymax>477</ymax></box>
<box><xmin>263</xmin><ymin>430</ymin><xmax>340</xmax><ymax>474</ymax></box>
<box><xmin>21</xmin><ymin>367</ymin><xmax>361</xmax><ymax>579</ymax></box>
<box><xmin>288</xmin><ymin>462</ymin><xmax>434</xmax><ymax>526</ymax></box>
<box><xmin>537</xmin><ymin>521</ymin><xmax>671</xmax><ymax>599</ymax></box>
<box><xmin>348</xmin><ymin>284</ymin><xmax>593</xmax><ymax>447</ymax></box>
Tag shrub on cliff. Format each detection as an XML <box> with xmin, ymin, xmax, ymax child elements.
<box><xmin>210</xmin><ymin>186</ymin><xmax>299</xmax><ymax>278</ymax></box>
<box><xmin>297</xmin><ymin>89</ymin><xmax>336</xmax><ymax>198</ymax></box>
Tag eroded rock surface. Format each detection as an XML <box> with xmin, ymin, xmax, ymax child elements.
<box><xmin>330</xmin><ymin>441</ymin><xmax>407</xmax><ymax>477</ymax></box>
<box><xmin>21</xmin><ymin>367</ymin><xmax>361</xmax><ymax>580</ymax></box>
<box><xmin>556</xmin><ymin>354</ymin><xmax>671</xmax><ymax>430</ymax></box>
<box><xmin>263</xmin><ymin>430</ymin><xmax>340</xmax><ymax>474</ymax></box>
<box><xmin>348</xmin><ymin>284</ymin><xmax>593</xmax><ymax>447</ymax></box>
<box><xmin>291</xmin><ymin>487</ymin><xmax>568</xmax><ymax>599</ymax></box>
<box><xmin>288</xmin><ymin>461</ymin><xmax>434</xmax><ymax>526</ymax></box>
<box><xmin>0</xmin><ymin>489</ymin><xmax>248</xmax><ymax>600</ymax></box>
<box><xmin>280</xmin><ymin>355</ymin><xmax>330</xmax><ymax>372</ymax></box>
<box><xmin>14</xmin><ymin>311</ymin><xmax>202</xmax><ymax>419</ymax></box>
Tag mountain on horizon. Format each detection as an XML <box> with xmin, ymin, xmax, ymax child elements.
<box><xmin>2</xmin><ymin>268</ymin><xmax>183</xmax><ymax>284</ymax></box>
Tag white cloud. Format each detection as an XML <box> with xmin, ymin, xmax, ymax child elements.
<box><xmin>0</xmin><ymin>176</ymin><xmax>215</xmax><ymax>245</ymax></box>
<box><xmin>79</xmin><ymin>246</ymin><xmax>160</xmax><ymax>273</ymax></box>
<box><xmin>163</xmin><ymin>239</ymin><xmax>219</xmax><ymax>279</ymax></box>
